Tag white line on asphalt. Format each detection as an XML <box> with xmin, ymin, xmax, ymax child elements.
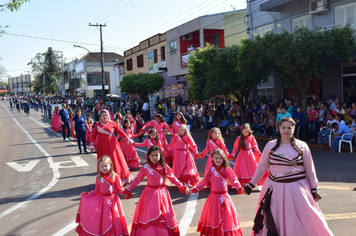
<box><xmin>52</xmin><ymin>221</ymin><xmax>77</xmax><ymax>236</ymax></box>
<box><xmin>0</xmin><ymin>104</ymin><xmax>60</xmax><ymax>219</ymax></box>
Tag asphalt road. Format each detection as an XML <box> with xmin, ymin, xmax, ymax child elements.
<box><xmin>0</xmin><ymin>101</ymin><xmax>355</xmax><ymax>236</ymax></box>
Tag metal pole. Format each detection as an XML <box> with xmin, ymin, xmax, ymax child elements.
<box><xmin>43</xmin><ymin>73</ymin><xmax>45</xmax><ymax>94</ymax></box>
<box><xmin>100</xmin><ymin>25</ymin><xmax>105</xmax><ymax>100</ymax></box>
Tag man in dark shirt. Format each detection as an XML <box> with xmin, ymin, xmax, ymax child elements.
<box><xmin>59</xmin><ymin>103</ymin><xmax>71</xmax><ymax>141</ymax></box>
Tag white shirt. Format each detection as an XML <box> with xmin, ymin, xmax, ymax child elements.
<box><xmin>142</xmin><ymin>102</ymin><xmax>149</xmax><ymax>111</ymax></box>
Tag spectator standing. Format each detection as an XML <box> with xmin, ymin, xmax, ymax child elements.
<box><xmin>276</xmin><ymin>107</ymin><xmax>291</xmax><ymax>136</ymax></box>
<box><xmin>295</xmin><ymin>107</ymin><xmax>306</xmax><ymax>141</ymax></box>
<box><xmin>142</xmin><ymin>100</ymin><xmax>149</xmax><ymax>121</ymax></box>
<box><xmin>307</xmin><ymin>104</ymin><xmax>318</xmax><ymax>142</ymax></box>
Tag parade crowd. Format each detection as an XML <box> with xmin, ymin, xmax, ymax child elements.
<box><xmin>7</xmin><ymin>94</ymin><xmax>337</xmax><ymax>236</ymax></box>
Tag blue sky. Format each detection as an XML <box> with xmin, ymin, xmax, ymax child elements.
<box><xmin>0</xmin><ymin>0</ymin><xmax>246</xmax><ymax>80</ymax></box>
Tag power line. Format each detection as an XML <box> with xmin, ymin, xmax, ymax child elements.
<box><xmin>2</xmin><ymin>32</ymin><xmax>101</xmax><ymax>46</ymax></box>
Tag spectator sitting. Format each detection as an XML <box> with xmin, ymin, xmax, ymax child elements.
<box><xmin>250</xmin><ymin>112</ymin><xmax>259</xmax><ymax>133</ymax></box>
<box><xmin>330</xmin><ymin>122</ymin><xmax>352</xmax><ymax>153</ymax></box>
<box><xmin>349</xmin><ymin>115</ymin><xmax>356</xmax><ymax>135</ymax></box>
<box><xmin>317</xmin><ymin>114</ymin><xmax>338</xmax><ymax>146</ymax></box>
<box><xmin>218</xmin><ymin>116</ymin><xmax>231</xmax><ymax>134</ymax></box>
<box><xmin>256</xmin><ymin>113</ymin><xmax>268</xmax><ymax>136</ymax></box>
<box><xmin>226</xmin><ymin>117</ymin><xmax>241</xmax><ymax>137</ymax></box>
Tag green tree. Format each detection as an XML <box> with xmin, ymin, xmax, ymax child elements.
<box><xmin>28</xmin><ymin>47</ymin><xmax>61</xmax><ymax>94</ymax></box>
<box><xmin>121</xmin><ymin>73</ymin><xmax>165</xmax><ymax>100</ymax></box>
<box><xmin>0</xmin><ymin>0</ymin><xmax>29</xmax><ymax>11</ymax></box>
<box><xmin>1</xmin><ymin>0</ymin><xmax>30</xmax><ymax>36</ymax></box>
<box><xmin>187</xmin><ymin>43</ymin><xmax>270</xmax><ymax>122</ymax></box>
<box><xmin>262</xmin><ymin>24</ymin><xmax>356</xmax><ymax>112</ymax></box>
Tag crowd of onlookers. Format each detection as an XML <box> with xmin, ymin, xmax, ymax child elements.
<box><xmin>8</xmin><ymin>94</ymin><xmax>356</xmax><ymax>149</ymax></box>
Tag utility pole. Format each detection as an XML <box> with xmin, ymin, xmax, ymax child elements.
<box><xmin>43</xmin><ymin>73</ymin><xmax>45</xmax><ymax>95</ymax></box>
<box><xmin>89</xmin><ymin>23</ymin><xmax>106</xmax><ymax>99</ymax></box>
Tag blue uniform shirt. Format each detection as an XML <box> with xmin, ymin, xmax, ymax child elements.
<box><xmin>73</xmin><ymin>116</ymin><xmax>86</xmax><ymax>131</ymax></box>
<box><xmin>59</xmin><ymin>109</ymin><xmax>69</xmax><ymax>123</ymax></box>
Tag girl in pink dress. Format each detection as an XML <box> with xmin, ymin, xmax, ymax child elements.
<box><xmin>134</xmin><ymin>128</ymin><xmax>165</xmax><ymax>153</ymax></box>
<box><xmin>244</xmin><ymin>117</ymin><xmax>333</xmax><ymax>236</ymax></box>
<box><xmin>191</xmin><ymin>149</ymin><xmax>244</xmax><ymax>236</ymax></box>
<box><xmin>142</xmin><ymin>114</ymin><xmax>174</xmax><ymax>164</ymax></box>
<box><xmin>171</xmin><ymin>112</ymin><xmax>188</xmax><ymax>134</ymax></box>
<box><xmin>123</xmin><ymin>146</ymin><xmax>189</xmax><ymax>236</ymax></box>
<box><xmin>170</xmin><ymin>112</ymin><xmax>188</xmax><ymax>159</ymax></box>
<box><xmin>231</xmin><ymin>123</ymin><xmax>267</xmax><ymax>186</ymax></box>
<box><xmin>76</xmin><ymin>156</ymin><xmax>128</xmax><ymax>236</ymax></box>
<box><xmin>51</xmin><ymin>106</ymin><xmax>62</xmax><ymax>131</ymax></box>
<box><xmin>84</xmin><ymin>114</ymin><xmax>94</xmax><ymax>144</ymax></box>
<box><xmin>167</xmin><ymin>124</ymin><xmax>200</xmax><ymax>186</ymax></box>
<box><xmin>119</xmin><ymin>119</ymin><xmax>141</xmax><ymax>169</ymax></box>
<box><xmin>89</xmin><ymin>110</ymin><xmax>134</xmax><ymax>184</ymax></box>
<box><xmin>124</xmin><ymin>110</ymin><xmax>135</xmax><ymax>135</ymax></box>
<box><xmin>196</xmin><ymin>127</ymin><xmax>234</xmax><ymax>177</ymax></box>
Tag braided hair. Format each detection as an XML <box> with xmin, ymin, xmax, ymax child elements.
<box><xmin>271</xmin><ymin>117</ymin><xmax>303</xmax><ymax>155</ymax></box>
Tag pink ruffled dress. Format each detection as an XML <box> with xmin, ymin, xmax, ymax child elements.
<box><xmin>51</xmin><ymin>110</ymin><xmax>62</xmax><ymax>132</ymax></box>
<box><xmin>76</xmin><ymin>173</ymin><xmax>128</xmax><ymax>236</ymax></box>
<box><xmin>200</xmin><ymin>139</ymin><xmax>231</xmax><ymax>177</ymax></box>
<box><xmin>142</xmin><ymin>120</ymin><xmax>174</xmax><ymax>164</ymax></box>
<box><xmin>192</xmin><ymin>165</ymin><xmax>244</xmax><ymax>236</ymax></box>
<box><xmin>90</xmin><ymin>121</ymin><xmax>133</xmax><ymax>184</ymax></box>
<box><xmin>249</xmin><ymin>139</ymin><xmax>334</xmax><ymax>236</ymax></box>
<box><xmin>168</xmin><ymin>134</ymin><xmax>200</xmax><ymax>186</ymax></box>
<box><xmin>126</xmin><ymin>163</ymin><xmax>186</xmax><ymax>236</ymax></box>
<box><xmin>119</xmin><ymin>127</ymin><xmax>140</xmax><ymax>169</ymax></box>
<box><xmin>231</xmin><ymin>135</ymin><xmax>267</xmax><ymax>186</ymax></box>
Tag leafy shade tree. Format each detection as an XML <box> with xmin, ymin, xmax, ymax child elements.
<box><xmin>1</xmin><ymin>0</ymin><xmax>30</xmax><ymax>36</ymax></box>
<box><xmin>121</xmin><ymin>73</ymin><xmax>165</xmax><ymax>100</ymax></box>
<box><xmin>262</xmin><ymin>24</ymin><xmax>356</xmax><ymax>112</ymax></box>
<box><xmin>28</xmin><ymin>47</ymin><xmax>61</xmax><ymax>94</ymax></box>
<box><xmin>187</xmin><ymin>43</ymin><xmax>271</xmax><ymax>122</ymax></box>
<box><xmin>0</xmin><ymin>0</ymin><xmax>29</xmax><ymax>11</ymax></box>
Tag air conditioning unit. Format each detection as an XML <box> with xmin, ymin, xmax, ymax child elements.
<box><xmin>309</xmin><ymin>0</ymin><xmax>328</xmax><ymax>14</ymax></box>
<box><xmin>182</xmin><ymin>33</ymin><xmax>192</xmax><ymax>41</ymax></box>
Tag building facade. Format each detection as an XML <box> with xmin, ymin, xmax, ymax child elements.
<box><xmin>63</xmin><ymin>52</ymin><xmax>123</xmax><ymax>98</ymax></box>
<box><xmin>122</xmin><ymin>10</ymin><xmax>248</xmax><ymax>102</ymax></box>
<box><xmin>8</xmin><ymin>74</ymin><xmax>34</xmax><ymax>96</ymax></box>
<box><xmin>247</xmin><ymin>0</ymin><xmax>356</xmax><ymax>101</ymax></box>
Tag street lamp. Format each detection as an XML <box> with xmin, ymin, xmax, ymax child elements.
<box><xmin>73</xmin><ymin>45</ymin><xmax>105</xmax><ymax>99</ymax></box>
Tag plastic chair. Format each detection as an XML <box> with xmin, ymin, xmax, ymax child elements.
<box><xmin>338</xmin><ymin>131</ymin><xmax>355</xmax><ymax>153</ymax></box>
<box><xmin>319</xmin><ymin>127</ymin><xmax>334</xmax><ymax>146</ymax></box>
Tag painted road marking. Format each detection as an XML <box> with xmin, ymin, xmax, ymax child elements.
<box><xmin>6</xmin><ymin>160</ymin><xmax>40</xmax><ymax>172</ymax></box>
<box><xmin>0</xmin><ymin>104</ymin><xmax>60</xmax><ymax>219</ymax></box>
<box><xmin>50</xmin><ymin>156</ymin><xmax>89</xmax><ymax>169</ymax></box>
